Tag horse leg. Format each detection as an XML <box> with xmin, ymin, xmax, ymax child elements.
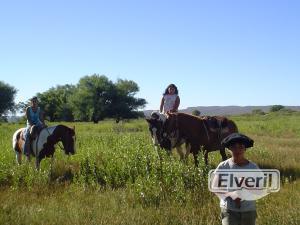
<box><xmin>193</xmin><ymin>152</ymin><xmax>199</xmax><ymax>167</ymax></box>
<box><xmin>15</xmin><ymin>151</ymin><xmax>22</xmax><ymax>165</ymax></box>
<box><xmin>50</xmin><ymin>155</ymin><xmax>55</xmax><ymax>175</ymax></box>
<box><xmin>26</xmin><ymin>155</ymin><xmax>31</xmax><ymax>162</ymax></box>
<box><xmin>191</xmin><ymin>144</ymin><xmax>199</xmax><ymax>167</ymax></box>
<box><xmin>35</xmin><ymin>157</ymin><xmax>41</xmax><ymax>170</ymax></box>
<box><xmin>203</xmin><ymin>148</ymin><xmax>209</xmax><ymax>165</ymax></box>
<box><xmin>184</xmin><ymin>143</ymin><xmax>191</xmax><ymax>163</ymax></box>
<box><xmin>220</xmin><ymin>147</ymin><xmax>227</xmax><ymax>161</ymax></box>
<box><xmin>176</xmin><ymin>145</ymin><xmax>184</xmax><ymax>160</ymax></box>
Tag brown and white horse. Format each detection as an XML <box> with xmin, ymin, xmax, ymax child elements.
<box><xmin>146</xmin><ymin>112</ymin><xmax>238</xmax><ymax>166</ymax></box>
<box><xmin>146</xmin><ymin>112</ymin><xmax>187</xmax><ymax>158</ymax></box>
<box><xmin>12</xmin><ymin>125</ymin><xmax>76</xmax><ymax>169</ymax></box>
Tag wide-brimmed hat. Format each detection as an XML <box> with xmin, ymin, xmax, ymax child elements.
<box><xmin>221</xmin><ymin>133</ymin><xmax>254</xmax><ymax>149</ymax></box>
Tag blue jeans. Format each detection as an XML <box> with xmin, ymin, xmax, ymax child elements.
<box><xmin>23</xmin><ymin>123</ymin><xmax>43</xmax><ymax>155</ymax></box>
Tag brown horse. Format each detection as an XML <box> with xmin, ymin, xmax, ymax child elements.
<box><xmin>146</xmin><ymin>112</ymin><xmax>238</xmax><ymax>166</ymax></box>
<box><xmin>12</xmin><ymin>125</ymin><xmax>76</xmax><ymax>169</ymax></box>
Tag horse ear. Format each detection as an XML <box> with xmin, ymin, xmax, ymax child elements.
<box><xmin>72</xmin><ymin>126</ymin><xmax>75</xmax><ymax>131</ymax></box>
<box><xmin>151</xmin><ymin>111</ymin><xmax>160</xmax><ymax>120</ymax></box>
<box><xmin>145</xmin><ymin>118</ymin><xmax>151</xmax><ymax>123</ymax></box>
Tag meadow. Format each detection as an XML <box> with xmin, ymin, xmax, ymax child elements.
<box><xmin>0</xmin><ymin>112</ymin><xmax>299</xmax><ymax>225</ymax></box>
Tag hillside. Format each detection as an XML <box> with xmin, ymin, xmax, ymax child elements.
<box><xmin>144</xmin><ymin>105</ymin><xmax>300</xmax><ymax>116</ymax></box>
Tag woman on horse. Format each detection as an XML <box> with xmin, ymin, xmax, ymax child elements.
<box><xmin>23</xmin><ymin>96</ymin><xmax>45</xmax><ymax>157</ymax></box>
<box><xmin>160</xmin><ymin>84</ymin><xmax>180</xmax><ymax>114</ymax></box>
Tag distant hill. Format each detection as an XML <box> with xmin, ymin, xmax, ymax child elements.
<box><xmin>144</xmin><ymin>106</ymin><xmax>300</xmax><ymax>117</ymax></box>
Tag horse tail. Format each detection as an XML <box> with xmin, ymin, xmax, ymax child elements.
<box><xmin>12</xmin><ymin>128</ymin><xmax>23</xmax><ymax>151</ymax></box>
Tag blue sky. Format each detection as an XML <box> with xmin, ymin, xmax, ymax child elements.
<box><xmin>0</xmin><ymin>0</ymin><xmax>299</xmax><ymax>110</ymax></box>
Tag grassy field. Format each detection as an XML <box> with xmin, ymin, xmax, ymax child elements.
<box><xmin>0</xmin><ymin>112</ymin><xmax>299</xmax><ymax>225</ymax></box>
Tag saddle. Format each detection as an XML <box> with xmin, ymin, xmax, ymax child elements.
<box><xmin>29</xmin><ymin>125</ymin><xmax>44</xmax><ymax>140</ymax></box>
<box><xmin>21</xmin><ymin>125</ymin><xmax>44</xmax><ymax>154</ymax></box>
<box><xmin>201</xmin><ymin>116</ymin><xmax>227</xmax><ymax>132</ymax></box>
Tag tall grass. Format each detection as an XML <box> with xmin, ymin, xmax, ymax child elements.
<box><xmin>0</xmin><ymin>114</ymin><xmax>299</xmax><ymax>224</ymax></box>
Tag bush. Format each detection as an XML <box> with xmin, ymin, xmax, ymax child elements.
<box><xmin>191</xmin><ymin>110</ymin><xmax>201</xmax><ymax>116</ymax></box>
<box><xmin>252</xmin><ymin>109</ymin><xmax>265</xmax><ymax>115</ymax></box>
<box><xmin>270</xmin><ymin>105</ymin><xmax>285</xmax><ymax>112</ymax></box>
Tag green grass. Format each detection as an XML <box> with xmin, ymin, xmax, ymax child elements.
<box><xmin>0</xmin><ymin>113</ymin><xmax>300</xmax><ymax>225</ymax></box>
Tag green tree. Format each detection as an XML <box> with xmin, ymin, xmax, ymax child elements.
<box><xmin>110</xmin><ymin>79</ymin><xmax>146</xmax><ymax>122</ymax></box>
<box><xmin>37</xmin><ymin>84</ymin><xmax>75</xmax><ymax>121</ymax></box>
<box><xmin>0</xmin><ymin>81</ymin><xmax>17</xmax><ymax>117</ymax></box>
<box><xmin>69</xmin><ymin>75</ymin><xmax>115</xmax><ymax>122</ymax></box>
<box><xmin>69</xmin><ymin>75</ymin><xmax>146</xmax><ymax>123</ymax></box>
<box><xmin>270</xmin><ymin>105</ymin><xmax>285</xmax><ymax>112</ymax></box>
<box><xmin>191</xmin><ymin>109</ymin><xmax>201</xmax><ymax>116</ymax></box>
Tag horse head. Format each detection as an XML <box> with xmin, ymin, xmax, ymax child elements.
<box><xmin>60</xmin><ymin>126</ymin><xmax>76</xmax><ymax>155</ymax></box>
<box><xmin>163</xmin><ymin>112</ymin><xmax>177</xmax><ymax>134</ymax></box>
<box><xmin>146</xmin><ymin>112</ymin><xmax>170</xmax><ymax>148</ymax></box>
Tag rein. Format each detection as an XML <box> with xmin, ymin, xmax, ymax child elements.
<box><xmin>217</xmin><ymin>119</ymin><xmax>222</xmax><ymax>143</ymax></box>
<box><xmin>202</xmin><ymin>119</ymin><xmax>210</xmax><ymax>142</ymax></box>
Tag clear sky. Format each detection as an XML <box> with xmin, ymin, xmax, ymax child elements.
<box><xmin>0</xmin><ymin>0</ymin><xmax>299</xmax><ymax>110</ymax></box>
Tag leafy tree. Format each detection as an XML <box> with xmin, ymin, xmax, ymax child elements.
<box><xmin>15</xmin><ymin>101</ymin><xmax>28</xmax><ymax>114</ymax></box>
<box><xmin>109</xmin><ymin>79</ymin><xmax>146</xmax><ymax>122</ymax></box>
<box><xmin>270</xmin><ymin>105</ymin><xmax>285</xmax><ymax>112</ymax></box>
<box><xmin>0</xmin><ymin>81</ymin><xmax>17</xmax><ymax>117</ymax></box>
<box><xmin>69</xmin><ymin>75</ymin><xmax>146</xmax><ymax>123</ymax></box>
<box><xmin>69</xmin><ymin>75</ymin><xmax>115</xmax><ymax>123</ymax></box>
<box><xmin>37</xmin><ymin>84</ymin><xmax>75</xmax><ymax>121</ymax></box>
<box><xmin>33</xmin><ymin>75</ymin><xmax>146</xmax><ymax>123</ymax></box>
<box><xmin>191</xmin><ymin>109</ymin><xmax>201</xmax><ymax>116</ymax></box>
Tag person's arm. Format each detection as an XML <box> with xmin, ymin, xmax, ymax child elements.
<box><xmin>25</xmin><ymin>107</ymin><xmax>33</xmax><ymax>126</ymax></box>
<box><xmin>172</xmin><ymin>96</ymin><xmax>180</xmax><ymax>112</ymax></box>
<box><xmin>39</xmin><ymin>109</ymin><xmax>45</xmax><ymax>125</ymax></box>
<box><xmin>211</xmin><ymin>168</ymin><xmax>227</xmax><ymax>199</ymax></box>
<box><xmin>160</xmin><ymin>97</ymin><xmax>164</xmax><ymax>113</ymax></box>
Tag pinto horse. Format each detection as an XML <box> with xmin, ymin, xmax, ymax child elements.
<box><xmin>146</xmin><ymin>112</ymin><xmax>238</xmax><ymax>166</ymax></box>
<box><xmin>146</xmin><ymin>112</ymin><xmax>187</xmax><ymax>158</ymax></box>
<box><xmin>12</xmin><ymin>125</ymin><xmax>76</xmax><ymax>169</ymax></box>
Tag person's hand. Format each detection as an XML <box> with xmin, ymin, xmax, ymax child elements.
<box><xmin>166</xmin><ymin>111</ymin><xmax>173</xmax><ymax>115</ymax></box>
<box><xmin>225</xmin><ymin>191</ymin><xmax>243</xmax><ymax>205</ymax></box>
<box><xmin>234</xmin><ymin>197</ymin><xmax>241</xmax><ymax>208</ymax></box>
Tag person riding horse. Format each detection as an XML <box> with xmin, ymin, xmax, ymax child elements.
<box><xmin>146</xmin><ymin>112</ymin><xmax>238</xmax><ymax>165</ymax></box>
<box><xmin>160</xmin><ymin>84</ymin><xmax>180</xmax><ymax>114</ymax></box>
<box><xmin>23</xmin><ymin>97</ymin><xmax>46</xmax><ymax>158</ymax></box>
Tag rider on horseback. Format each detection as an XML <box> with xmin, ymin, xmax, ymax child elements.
<box><xmin>160</xmin><ymin>84</ymin><xmax>180</xmax><ymax>114</ymax></box>
<box><xmin>23</xmin><ymin>97</ymin><xmax>45</xmax><ymax>157</ymax></box>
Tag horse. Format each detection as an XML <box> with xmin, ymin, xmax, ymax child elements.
<box><xmin>146</xmin><ymin>112</ymin><xmax>238</xmax><ymax>166</ymax></box>
<box><xmin>12</xmin><ymin>125</ymin><xmax>76</xmax><ymax>169</ymax></box>
<box><xmin>146</xmin><ymin>112</ymin><xmax>188</xmax><ymax>159</ymax></box>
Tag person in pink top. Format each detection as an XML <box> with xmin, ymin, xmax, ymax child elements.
<box><xmin>160</xmin><ymin>84</ymin><xmax>180</xmax><ymax>114</ymax></box>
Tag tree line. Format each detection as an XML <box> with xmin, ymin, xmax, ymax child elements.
<box><xmin>0</xmin><ymin>75</ymin><xmax>146</xmax><ymax>122</ymax></box>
